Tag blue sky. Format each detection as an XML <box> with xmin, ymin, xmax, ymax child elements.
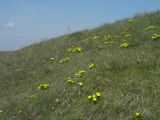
<box><xmin>0</xmin><ymin>0</ymin><xmax>160</xmax><ymax>51</ymax></box>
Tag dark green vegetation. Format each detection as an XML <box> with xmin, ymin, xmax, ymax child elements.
<box><xmin>0</xmin><ymin>11</ymin><xmax>160</xmax><ymax>120</ymax></box>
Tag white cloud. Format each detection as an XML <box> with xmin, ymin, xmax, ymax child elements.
<box><xmin>4</xmin><ymin>22</ymin><xmax>16</xmax><ymax>28</ymax></box>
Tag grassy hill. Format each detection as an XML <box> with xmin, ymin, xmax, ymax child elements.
<box><xmin>0</xmin><ymin>11</ymin><xmax>160</xmax><ymax>120</ymax></box>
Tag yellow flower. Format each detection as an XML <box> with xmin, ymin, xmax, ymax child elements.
<box><xmin>67</xmin><ymin>77</ymin><xmax>74</xmax><ymax>84</ymax></box>
<box><xmin>78</xmin><ymin>82</ymin><xmax>84</xmax><ymax>86</ymax></box>
<box><xmin>75</xmin><ymin>73</ymin><xmax>82</xmax><ymax>78</ymax></box>
<box><xmin>67</xmin><ymin>46</ymin><xmax>82</xmax><ymax>53</ymax></box>
<box><xmin>75</xmin><ymin>70</ymin><xmax>85</xmax><ymax>78</ymax></box>
<box><xmin>95</xmin><ymin>92</ymin><xmax>101</xmax><ymax>97</ymax></box>
<box><xmin>67</xmin><ymin>48</ymin><xmax>72</xmax><ymax>53</ymax></box>
<box><xmin>88</xmin><ymin>92</ymin><xmax>101</xmax><ymax>103</ymax></box>
<box><xmin>132</xmin><ymin>112</ymin><xmax>142</xmax><ymax>119</ymax></box>
<box><xmin>50</xmin><ymin>57</ymin><xmax>55</xmax><ymax>61</ymax></box>
<box><xmin>135</xmin><ymin>112</ymin><xmax>141</xmax><ymax>117</ymax></box>
<box><xmin>79</xmin><ymin>70</ymin><xmax>85</xmax><ymax>74</ymax></box>
<box><xmin>93</xmin><ymin>97</ymin><xmax>97</xmax><ymax>102</ymax></box>
<box><xmin>75</xmin><ymin>47</ymin><xmax>82</xmax><ymax>52</ymax></box>
<box><xmin>152</xmin><ymin>33</ymin><xmax>160</xmax><ymax>40</ymax></box>
<box><xmin>88</xmin><ymin>95</ymin><xmax>92</xmax><ymax>99</ymax></box>
<box><xmin>60</xmin><ymin>57</ymin><xmax>70</xmax><ymax>63</ymax></box>
<box><xmin>121</xmin><ymin>42</ymin><xmax>128</xmax><ymax>48</ymax></box>
<box><xmin>92</xmin><ymin>93</ymin><xmax>100</xmax><ymax>102</ymax></box>
<box><xmin>92</xmin><ymin>94</ymin><xmax>96</xmax><ymax>98</ymax></box>
<box><xmin>88</xmin><ymin>63</ymin><xmax>95</xmax><ymax>69</ymax></box>
<box><xmin>67</xmin><ymin>80</ymin><xmax>74</xmax><ymax>84</ymax></box>
<box><xmin>0</xmin><ymin>110</ymin><xmax>2</xmax><ymax>113</ymax></box>
<box><xmin>38</xmin><ymin>83</ymin><xmax>49</xmax><ymax>90</ymax></box>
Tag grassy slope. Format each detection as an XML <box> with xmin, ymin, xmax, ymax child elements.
<box><xmin>0</xmin><ymin>11</ymin><xmax>160</xmax><ymax>120</ymax></box>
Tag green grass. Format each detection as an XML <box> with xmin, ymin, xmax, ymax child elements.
<box><xmin>0</xmin><ymin>11</ymin><xmax>160</xmax><ymax>120</ymax></box>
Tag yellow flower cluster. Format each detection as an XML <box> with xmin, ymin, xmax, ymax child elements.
<box><xmin>66</xmin><ymin>77</ymin><xmax>74</xmax><ymax>84</ymax></box>
<box><xmin>104</xmin><ymin>35</ymin><xmax>112</xmax><ymax>40</ymax></box>
<box><xmin>152</xmin><ymin>33</ymin><xmax>160</xmax><ymax>40</ymax></box>
<box><xmin>67</xmin><ymin>46</ymin><xmax>82</xmax><ymax>53</ymax></box>
<box><xmin>146</xmin><ymin>25</ymin><xmax>155</xmax><ymax>31</ymax></box>
<box><xmin>88</xmin><ymin>92</ymin><xmax>101</xmax><ymax>102</ymax></box>
<box><xmin>38</xmin><ymin>83</ymin><xmax>49</xmax><ymax>90</ymax></box>
<box><xmin>75</xmin><ymin>70</ymin><xmax>85</xmax><ymax>78</ymax></box>
<box><xmin>66</xmin><ymin>77</ymin><xmax>84</xmax><ymax>87</ymax></box>
<box><xmin>60</xmin><ymin>57</ymin><xmax>70</xmax><ymax>63</ymax></box>
<box><xmin>88</xmin><ymin>63</ymin><xmax>95</xmax><ymax>69</ymax></box>
<box><xmin>120</xmin><ymin>42</ymin><xmax>129</xmax><ymax>48</ymax></box>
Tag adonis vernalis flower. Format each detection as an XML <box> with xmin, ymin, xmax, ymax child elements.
<box><xmin>121</xmin><ymin>42</ymin><xmax>129</xmax><ymax>48</ymax></box>
<box><xmin>38</xmin><ymin>83</ymin><xmax>49</xmax><ymax>90</ymax></box>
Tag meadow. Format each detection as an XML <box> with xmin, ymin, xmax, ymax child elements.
<box><xmin>0</xmin><ymin>11</ymin><xmax>160</xmax><ymax>120</ymax></box>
